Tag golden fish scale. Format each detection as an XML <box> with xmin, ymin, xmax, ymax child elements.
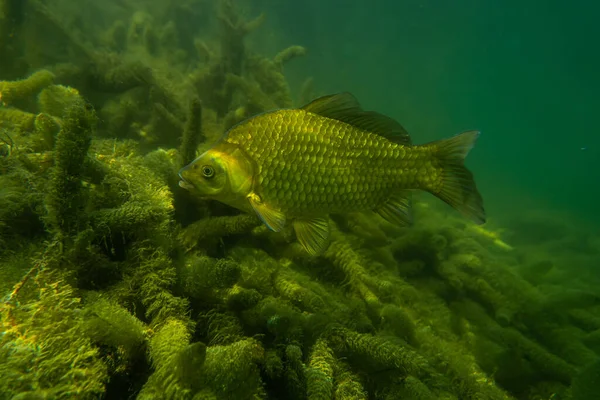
<box><xmin>226</xmin><ymin>109</ymin><xmax>440</xmax><ymax>216</ymax></box>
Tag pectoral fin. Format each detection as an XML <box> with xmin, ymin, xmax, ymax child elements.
<box><xmin>293</xmin><ymin>217</ymin><xmax>330</xmax><ymax>256</ymax></box>
<box><xmin>247</xmin><ymin>192</ymin><xmax>286</xmax><ymax>232</ymax></box>
<box><xmin>375</xmin><ymin>190</ymin><xmax>413</xmax><ymax>226</ymax></box>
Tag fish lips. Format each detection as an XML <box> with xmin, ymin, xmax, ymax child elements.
<box><xmin>177</xmin><ymin>170</ymin><xmax>208</xmax><ymax>201</ymax></box>
<box><xmin>178</xmin><ymin>165</ymin><xmax>211</xmax><ymax>200</ymax></box>
<box><xmin>178</xmin><ymin>167</ymin><xmax>195</xmax><ymax>191</ymax></box>
<box><xmin>178</xmin><ymin>179</ymin><xmax>195</xmax><ymax>191</ymax></box>
<box><xmin>179</xmin><ymin>174</ymin><xmax>195</xmax><ymax>190</ymax></box>
<box><xmin>178</xmin><ymin>179</ymin><xmax>209</xmax><ymax>200</ymax></box>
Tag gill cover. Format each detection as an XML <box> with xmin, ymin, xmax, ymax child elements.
<box><xmin>179</xmin><ymin>142</ymin><xmax>254</xmax><ymax>202</ymax></box>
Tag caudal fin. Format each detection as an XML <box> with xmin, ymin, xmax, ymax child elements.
<box><xmin>428</xmin><ymin>130</ymin><xmax>486</xmax><ymax>224</ymax></box>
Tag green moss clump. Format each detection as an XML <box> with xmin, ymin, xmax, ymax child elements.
<box><xmin>0</xmin><ymin>107</ymin><xmax>36</xmax><ymax>131</ymax></box>
<box><xmin>397</xmin><ymin>376</ymin><xmax>437</xmax><ymax>400</ymax></box>
<box><xmin>0</xmin><ymin>270</ymin><xmax>108</xmax><ymax>398</ymax></box>
<box><xmin>569</xmin><ymin>309</ymin><xmax>600</xmax><ymax>332</ymax></box>
<box><xmin>138</xmin><ymin>317</ymin><xmax>200</xmax><ymax>399</ymax></box>
<box><xmin>487</xmin><ymin>326</ymin><xmax>577</xmax><ymax>385</ymax></box>
<box><xmin>323</xmin><ymin>237</ymin><xmax>382</xmax><ymax>310</ymax></box>
<box><xmin>44</xmin><ymin>99</ymin><xmax>95</xmax><ymax>239</ymax></box>
<box><xmin>379</xmin><ymin>304</ymin><xmax>418</xmax><ymax>346</ymax></box>
<box><xmin>91</xmin><ymin>60</ymin><xmax>153</xmax><ymax>93</ymax></box>
<box><xmin>179</xmin><ymin>214</ymin><xmax>261</xmax><ymax>251</ymax></box>
<box><xmin>180</xmin><ymin>255</ymin><xmax>242</xmax><ymax>307</ymax></box>
<box><xmin>88</xmin><ymin>154</ymin><xmax>176</xmax><ymax>239</ymax></box>
<box><xmin>38</xmin><ymin>84</ymin><xmax>83</xmax><ymax>117</ymax></box>
<box><xmin>33</xmin><ymin>112</ymin><xmax>61</xmax><ymax>149</ymax></box>
<box><xmin>572</xmin><ymin>359</ymin><xmax>600</xmax><ymax>400</ymax></box>
<box><xmin>82</xmin><ymin>294</ymin><xmax>148</xmax><ymax>362</ymax></box>
<box><xmin>179</xmin><ymin>97</ymin><xmax>203</xmax><ymax>166</ymax></box>
<box><xmin>0</xmin><ymin>174</ymin><xmax>25</xmax><ymax>225</ymax></box>
<box><xmin>198</xmin><ymin>311</ymin><xmax>245</xmax><ymax>346</ymax></box>
<box><xmin>149</xmin><ymin>317</ymin><xmax>190</xmax><ymax>365</ymax></box>
<box><xmin>283</xmin><ymin>343</ymin><xmax>307</xmax><ymax>399</ymax></box>
<box><xmin>273</xmin><ymin>268</ymin><xmax>325</xmax><ymax>312</ymax></box>
<box><xmin>333</xmin><ymin>362</ymin><xmax>367</xmax><ymax>400</ymax></box>
<box><xmin>263</xmin><ymin>349</ymin><xmax>284</xmax><ymax>380</ymax></box>
<box><xmin>242</xmin><ymin>295</ymin><xmax>305</xmax><ymax>340</ymax></box>
<box><xmin>225</xmin><ymin>285</ymin><xmax>262</xmax><ymax>311</ymax></box>
<box><xmin>136</xmin><ymin>247</ymin><xmax>190</xmax><ymax>327</ymax></box>
<box><xmin>327</xmin><ymin>326</ymin><xmax>428</xmax><ymax>378</ymax></box>
<box><xmin>305</xmin><ymin>338</ymin><xmax>336</xmax><ymax>400</ymax></box>
<box><xmin>0</xmin><ymin>70</ymin><xmax>55</xmax><ymax>106</ymax></box>
<box><xmin>196</xmin><ymin>338</ymin><xmax>265</xmax><ymax>399</ymax></box>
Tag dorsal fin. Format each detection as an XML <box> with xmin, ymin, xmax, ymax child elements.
<box><xmin>301</xmin><ymin>92</ymin><xmax>412</xmax><ymax>145</ymax></box>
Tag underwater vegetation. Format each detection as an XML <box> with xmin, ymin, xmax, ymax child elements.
<box><xmin>0</xmin><ymin>0</ymin><xmax>599</xmax><ymax>399</ymax></box>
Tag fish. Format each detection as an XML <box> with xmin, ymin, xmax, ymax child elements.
<box><xmin>178</xmin><ymin>93</ymin><xmax>485</xmax><ymax>255</ymax></box>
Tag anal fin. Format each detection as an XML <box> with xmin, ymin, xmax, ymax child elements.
<box><xmin>375</xmin><ymin>190</ymin><xmax>413</xmax><ymax>226</ymax></box>
<box><xmin>293</xmin><ymin>217</ymin><xmax>330</xmax><ymax>256</ymax></box>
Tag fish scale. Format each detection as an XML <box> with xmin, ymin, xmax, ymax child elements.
<box><xmin>179</xmin><ymin>92</ymin><xmax>485</xmax><ymax>255</ymax></box>
<box><xmin>227</xmin><ymin>110</ymin><xmax>414</xmax><ymax>215</ymax></box>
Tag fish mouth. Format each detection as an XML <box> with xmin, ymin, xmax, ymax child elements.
<box><xmin>178</xmin><ymin>179</ymin><xmax>195</xmax><ymax>191</ymax></box>
<box><xmin>178</xmin><ymin>167</ymin><xmax>209</xmax><ymax>199</ymax></box>
<box><xmin>178</xmin><ymin>169</ymin><xmax>195</xmax><ymax>191</ymax></box>
<box><xmin>178</xmin><ymin>178</ymin><xmax>208</xmax><ymax>200</ymax></box>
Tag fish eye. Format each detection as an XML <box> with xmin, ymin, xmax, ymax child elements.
<box><xmin>201</xmin><ymin>165</ymin><xmax>215</xmax><ymax>178</ymax></box>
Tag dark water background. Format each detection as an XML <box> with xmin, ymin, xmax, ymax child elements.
<box><xmin>254</xmin><ymin>0</ymin><xmax>600</xmax><ymax>228</ymax></box>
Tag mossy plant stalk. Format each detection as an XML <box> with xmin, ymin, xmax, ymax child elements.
<box><xmin>180</xmin><ymin>96</ymin><xmax>203</xmax><ymax>166</ymax></box>
<box><xmin>0</xmin><ymin>70</ymin><xmax>55</xmax><ymax>105</ymax></box>
<box><xmin>45</xmin><ymin>100</ymin><xmax>95</xmax><ymax>241</ymax></box>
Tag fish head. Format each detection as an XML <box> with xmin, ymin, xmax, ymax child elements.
<box><xmin>178</xmin><ymin>142</ymin><xmax>254</xmax><ymax>206</ymax></box>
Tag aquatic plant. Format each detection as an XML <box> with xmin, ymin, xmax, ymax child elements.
<box><xmin>0</xmin><ymin>268</ymin><xmax>108</xmax><ymax>398</ymax></box>
<box><xmin>44</xmin><ymin>99</ymin><xmax>95</xmax><ymax>241</ymax></box>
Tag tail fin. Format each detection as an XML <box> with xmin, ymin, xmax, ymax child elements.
<box><xmin>428</xmin><ymin>130</ymin><xmax>486</xmax><ymax>224</ymax></box>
